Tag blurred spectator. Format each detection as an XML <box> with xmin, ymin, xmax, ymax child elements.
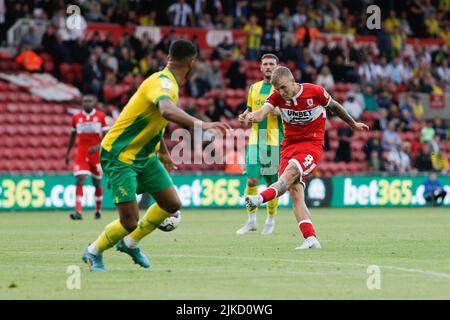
<box><xmin>423</xmin><ymin>173</ymin><xmax>447</xmax><ymax>206</ymax></box>
<box><xmin>364</xmin><ymin>130</ymin><xmax>383</xmax><ymax>159</ymax></box>
<box><xmin>343</xmin><ymin>93</ymin><xmax>364</xmax><ymax>120</ymax></box>
<box><xmin>316</xmin><ymin>66</ymin><xmax>334</xmax><ymax>91</ymax></box>
<box><xmin>381</xmin><ymin>120</ymin><xmax>401</xmax><ymax>152</ymax></box>
<box><xmin>376</xmin><ymin>23</ymin><xmax>393</xmax><ymax>59</ymax></box>
<box><xmin>368</xmin><ymin>150</ymin><xmax>382</xmax><ymax>171</ymax></box>
<box><xmin>212</xmin><ymin>36</ymin><xmax>240</xmax><ymax>60</ymax></box>
<box><xmin>295</xmin><ymin>20</ymin><xmax>321</xmax><ymax>48</ymax></box>
<box><xmin>411</xmin><ymin>95</ymin><xmax>425</xmax><ymax>120</ymax></box>
<box><xmin>334</xmin><ymin>127</ymin><xmax>353</xmax><ymax>163</ymax></box>
<box><xmin>83</xmin><ymin>53</ymin><xmax>104</xmax><ymax>100</ymax></box>
<box><xmin>15</xmin><ymin>44</ymin><xmax>43</xmax><ymax>71</ymax></box>
<box><xmin>207</xmin><ymin>60</ymin><xmax>224</xmax><ymax>89</ymax></box>
<box><xmin>187</xmin><ymin>58</ymin><xmax>212</xmax><ymax>97</ymax></box>
<box><xmin>20</xmin><ymin>26</ymin><xmax>41</xmax><ymax>50</ymax></box>
<box><xmin>373</xmin><ymin>108</ymin><xmax>389</xmax><ymax>131</ymax></box>
<box><xmin>226</xmin><ymin>60</ymin><xmax>247</xmax><ymax>89</ymax></box>
<box><xmin>362</xmin><ymin>85</ymin><xmax>378</xmax><ymax>112</ymax></box>
<box><xmin>386</xmin><ymin>142</ymin><xmax>413</xmax><ymax>173</ymax></box>
<box><xmin>204</xmin><ymin>98</ymin><xmax>222</xmax><ymax>122</ymax></box>
<box><xmin>103</xmin><ymin>46</ymin><xmax>119</xmax><ymax>74</ymax></box>
<box><xmin>167</xmin><ymin>0</ymin><xmax>194</xmax><ymax>27</ymax></box>
<box><xmin>214</xmin><ymin>91</ymin><xmax>235</xmax><ymax>120</ymax></box>
<box><xmin>420</xmin><ymin>121</ymin><xmax>436</xmax><ymax>143</ymax></box>
<box><xmin>277</xmin><ymin>7</ymin><xmax>295</xmax><ymax>33</ymax></box>
<box><xmin>432</xmin><ymin>117</ymin><xmax>447</xmax><ymax>140</ymax></box>
<box><xmin>244</xmin><ymin>15</ymin><xmax>263</xmax><ymax>61</ymax></box>
<box><xmin>415</xmin><ymin>144</ymin><xmax>433</xmax><ymax>171</ymax></box>
<box><xmin>431</xmin><ymin>149</ymin><xmax>449</xmax><ymax>173</ymax></box>
<box><xmin>261</xmin><ymin>18</ymin><xmax>281</xmax><ymax>55</ymax></box>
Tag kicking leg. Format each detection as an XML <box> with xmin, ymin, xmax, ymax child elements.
<box><xmin>245</xmin><ymin>162</ymin><xmax>300</xmax><ymax>211</ymax></box>
<box><xmin>236</xmin><ymin>178</ymin><xmax>259</xmax><ymax>235</ymax></box>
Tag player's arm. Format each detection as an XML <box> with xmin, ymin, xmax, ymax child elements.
<box><xmin>158</xmin><ymin>98</ymin><xmax>231</xmax><ymax>133</ymax></box>
<box><xmin>245</xmin><ymin>103</ymin><xmax>274</xmax><ymax>123</ymax></box>
<box><xmin>327</xmin><ymin>99</ymin><xmax>369</xmax><ymax>131</ymax></box>
<box><xmin>65</xmin><ymin>130</ymin><xmax>77</xmax><ymax>165</ymax></box>
<box><xmin>158</xmin><ymin>137</ymin><xmax>177</xmax><ymax>171</ymax></box>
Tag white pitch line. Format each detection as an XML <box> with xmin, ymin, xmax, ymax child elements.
<box><xmin>150</xmin><ymin>253</ymin><xmax>450</xmax><ymax>279</ymax></box>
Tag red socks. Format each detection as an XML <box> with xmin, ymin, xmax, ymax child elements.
<box><xmin>95</xmin><ymin>186</ymin><xmax>103</xmax><ymax>213</ymax></box>
<box><xmin>75</xmin><ymin>185</ymin><xmax>83</xmax><ymax>213</ymax></box>
<box><xmin>299</xmin><ymin>219</ymin><xmax>316</xmax><ymax>239</ymax></box>
<box><xmin>260</xmin><ymin>187</ymin><xmax>278</xmax><ymax>203</ymax></box>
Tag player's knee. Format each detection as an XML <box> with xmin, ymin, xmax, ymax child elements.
<box><xmin>120</xmin><ymin>218</ymin><xmax>138</xmax><ymax>232</ymax></box>
<box><xmin>247</xmin><ymin>178</ymin><xmax>258</xmax><ymax>187</ymax></box>
<box><xmin>160</xmin><ymin>199</ymin><xmax>182</xmax><ymax>214</ymax></box>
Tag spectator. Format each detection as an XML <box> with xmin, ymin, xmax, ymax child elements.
<box><xmin>316</xmin><ymin>66</ymin><xmax>334</xmax><ymax>91</ymax></box>
<box><xmin>167</xmin><ymin>0</ymin><xmax>194</xmax><ymax>27</ymax></box>
<box><xmin>212</xmin><ymin>36</ymin><xmax>240</xmax><ymax>60</ymax></box>
<box><xmin>187</xmin><ymin>59</ymin><xmax>211</xmax><ymax>98</ymax></box>
<box><xmin>386</xmin><ymin>142</ymin><xmax>413</xmax><ymax>173</ymax></box>
<box><xmin>381</xmin><ymin>120</ymin><xmax>401</xmax><ymax>152</ymax></box>
<box><xmin>368</xmin><ymin>150</ymin><xmax>382</xmax><ymax>171</ymax></box>
<box><xmin>423</xmin><ymin>173</ymin><xmax>448</xmax><ymax>206</ymax></box>
<box><xmin>343</xmin><ymin>93</ymin><xmax>364</xmax><ymax>120</ymax></box>
<box><xmin>214</xmin><ymin>91</ymin><xmax>235</xmax><ymax>120</ymax></box>
<box><xmin>420</xmin><ymin>121</ymin><xmax>436</xmax><ymax>143</ymax></box>
<box><xmin>103</xmin><ymin>46</ymin><xmax>119</xmax><ymax>74</ymax></box>
<box><xmin>376</xmin><ymin>23</ymin><xmax>393</xmax><ymax>59</ymax></box>
<box><xmin>411</xmin><ymin>95</ymin><xmax>425</xmax><ymax>121</ymax></box>
<box><xmin>295</xmin><ymin>20</ymin><xmax>321</xmax><ymax>48</ymax></box>
<box><xmin>364</xmin><ymin>130</ymin><xmax>383</xmax><ymax>160</ymax></box>
<box><xmin>207</xmin><ymin>60</ymin><xmax>224</xmax><ymax>89</ymax></box>
<box><xmin>204</xmin><ymin>98</ymin><xmax>222</xmax><ymax>122</ymax></box>
<box><xmin>83</xmin><ymin>53</ymin><xmax>104</xmax><ymax>100</ymax></box>
<box><xmin>15</xmin><ymin>44</ymin><xmax>43</xmax><ymax>72</ymax></box>
<box><xmin>243</xmin><ymin>15</ymin><xmax>263</xmax><ymax>61</ymax></box>
<box><xmin>362</xmin><ymin>85</ymin><xmax>378</xmax><ymax>112</ymax></box>
<box><xmin>334</xmin><ymin>127</ymin><xmax>353</xmax><ymax>163</ymax></box>
<box><xmin>226</xmin><ymin>60</ymin><xmax>247</xmax><ymax>89</ymax></box>
<box><xmin>373</xmin><ymin>107</ymin><xmax>389</xmax><ymax>131</ymax></box>
<box><xmin>432</xmin><ymin>117</ymin><xmax>447</xmax><ymax>140</ymax></box>
<box><xmin>415</xmin><ymin>144</ymin><xmax>433</xmax><ymax>171</ymax></box>
<box><xmin>261</xmin><ymin>18</ymin><xmax>281</xmax><ymax>55</ymax></box>
<box><xmin>277</xmin><ymin>7</ymin><xmax>294</xmax><ymax>32</ymax></box>
<box><xmin>20</xmin><ymin>26</ymin><xmax>41</xmax><ymax>50</ymax></box>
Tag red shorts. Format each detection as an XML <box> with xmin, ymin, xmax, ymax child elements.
<box><xmin>278</xmin><ymin>140</ymin><xmax>324</xmax><ymax>187</ymax></box>
<box><xmin>73</xmin><ymin>151</ymin><xmax>102</xmax><ymax>179</ymax></box>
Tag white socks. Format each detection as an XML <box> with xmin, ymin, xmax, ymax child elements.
<box><xmin>123</xmin><ymin>235</ymin><xmax>139</xmax><ymax>249</ymax></box>
<box><xmin>265</xmin><ymin>216</ymin><xmax>275</xmax><ymax>225</ymax></box>
<box><xmin>87</xmin><ymin>243</ymin><xmax>99</xmax><ymax>255</ymax></box>
<box><xmin>248</xmin><ymin>213</ymin><xmax>257</xmax><ymax>224</ymax></box>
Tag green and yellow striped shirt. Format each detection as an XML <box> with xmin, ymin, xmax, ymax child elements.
<box><xmin>101</xmin><ymin>67</ymin><xmax>179</xmax><ymax>164</ymax></box>
<box><xmin>247</xmin><ymin>80</ymin><xmax>283</xmax><ymax>147</ymax></box>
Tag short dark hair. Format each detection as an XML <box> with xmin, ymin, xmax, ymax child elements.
<box><xmin>169</xmin><ymin>39</ymin><xmax>197</xmax><ymax>61</ymax></box>
<box><xmin>261</xmin><ymin>53</ymin><xmax>279</xmax><ymax>64</ymax></box>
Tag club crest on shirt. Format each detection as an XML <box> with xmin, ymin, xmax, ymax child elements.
<box><xmin>307</xmin><ymin>98</ymin><xmax>314</xmax><ymax>107</ymax></box>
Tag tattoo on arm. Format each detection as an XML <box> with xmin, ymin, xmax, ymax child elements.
<box><xmin>327</xmin><ymin>99</ymin><xmax>356</xmax><ymax>128</ymax></box>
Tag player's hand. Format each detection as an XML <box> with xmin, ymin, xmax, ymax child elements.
<box><xmin>158</xmin><ymin>152</ymin><xmax>178</xmax><ymax>171</ymax></box>
<box><xmin>202</xmin><ymin>122</ymin><xmax>232</xmax><ymax>135</ymax></box>
<box><xmin>238</xmin><ymin>109</ymin><xmax>250</xmax><ymax>124</ymax></box>
<box><xmin>245</xmin><ymin>112</ymin><xmax>259</xmax><ymax>123</ymax></box>
<box><xmin>351</xmin><ymin>122</ymin><xmax>370</xmax><ymax>131</ymax></box>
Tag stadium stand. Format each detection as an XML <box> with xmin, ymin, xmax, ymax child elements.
<box><xmin>0</xmin><ymin>0</ymin><xmax>448</xmax><ymax>176</ymax></box>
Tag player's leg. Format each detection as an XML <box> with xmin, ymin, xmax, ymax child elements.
<box><xmin>245</xmin><ymin>162</ymin><xmax>300</xmax><ymax>211</ymax></box>
<box><xmin>82</xmin><ymin>150</ymin><xmax>139</xmax><ymax>271</ymax></box>
<box><xmin>92</xmin><ymin>177</ymin><xmax>103</xmax><ymax>219</ymax></box>
<box><xmin>118</xmin><ymin>155</ymin><xmax>177</xmax><ymax>266</ymax></box>
<box><xmin>123</xmin><ymin>186</ymin><xmax>181</xmax><ymax>247</ymax></box>
<box><xmin>70</xmin><ymin>174</ymin><xmax>87</xmax><ymax>220</ymax></box>
<box><xmin>290</xmin><ymin>183</ymin><xmax>321</xmax><ymax>250</ymax></box>
<box><xmin>236</xmin><ymin>177</ymin><xmax>259</xmax><ymax>235</ymax></box>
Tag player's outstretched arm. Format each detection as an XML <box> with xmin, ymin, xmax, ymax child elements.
<box><xmin>159</xmin><ymin>98</ymin><xmax>231</xmax><ymax>134</ymax></box>
<box><xmin>245</xmin><ymin>103</ymin><xmax>274</xmax><ymax>123</ymax></box>
<box><xmin>327</xmin><ymin>99</ymin><xmax>370</xmax><ymax>131</ymax></box>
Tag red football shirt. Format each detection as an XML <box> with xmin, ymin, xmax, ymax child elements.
<box><xmin>72</xmin><ymin>109</ymin><xmax>109</xmax><ymax>153</ymax></box>
<box><xmin>265</xmin><ymin>83</ymin><xmax>332</xmax><ymax>146</ymax></box>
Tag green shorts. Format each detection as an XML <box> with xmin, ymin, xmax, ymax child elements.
<box><xmin>100</xmin><ymin>148</ymin><xmax>174</xmax><ymax>204</ymax></box>
<box><xmin>245</xmin><ymin>144</ymin><xmax>280</xmax><ymax>184</ymax></box>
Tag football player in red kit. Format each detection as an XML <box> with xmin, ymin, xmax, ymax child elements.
<box><xmin>65</xmin><ymin>95</ymin><xmax>109</xmax><ymax>220</ymax></box>
<box><xmin>242</xmin><ymin>66</ymin><xmax>369</xmax><ymax>249</ymax></box>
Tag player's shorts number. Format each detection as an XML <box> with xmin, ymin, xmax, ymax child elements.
<box><xmin>302</xmin><ymin>154</ymin><xmax>314</xmax><ymax>168</ymax></box>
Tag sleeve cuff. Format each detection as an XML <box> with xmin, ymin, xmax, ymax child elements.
<box><xmin>155</xmin><ymin>95</ymin><xmax>174</xmax><ymax>107</ymax></box>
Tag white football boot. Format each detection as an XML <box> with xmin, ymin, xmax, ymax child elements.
<box><xmin>236</xmin><ymin>221</ymin><xmax>258</xmax><ymax>235</ymax></box>
<box><xmin>295</xmin><ymin>236</ymin><xmax>321</xmax><ymax>250</ymax></box>
<box><xmin>245</xmin><ymin>195</ymin><xmax>263</xmax><ymax>212</ymax></box>
<box><xmin>261</xmin><ymin>221</ymin><xmax>275</xmax><ymax>235</ymax></box>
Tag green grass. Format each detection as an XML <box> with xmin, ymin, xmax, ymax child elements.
<box><xmin>1</xmin><ymin>207</ymin><xmax>450</xmax><ymax>299</ymax></box>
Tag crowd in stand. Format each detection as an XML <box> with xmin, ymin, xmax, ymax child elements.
<box><xmin>2</xmin><ymin>0</ymin><xmax>449</xmax><ymax>174</ymax></box>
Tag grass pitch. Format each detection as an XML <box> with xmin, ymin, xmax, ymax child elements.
<box><xmin>1</xmin><ymin>207</ymin><xmax>450</xmax><ymax>299</ymax></box>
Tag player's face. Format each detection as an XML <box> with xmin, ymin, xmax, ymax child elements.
<box><xmin>82</xmin><ymin>97</ymin><xmax>95</xmax><ymax>112</ymax></box>
<box><xmin>260</xmin><ymin>58</ymin><xmax>277</xmax><ymax>80</ymax></box>
<box><xmin>274</xmin><ymin>77</ymin><xmax>296</xmax><ymax>100</ymax></box>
